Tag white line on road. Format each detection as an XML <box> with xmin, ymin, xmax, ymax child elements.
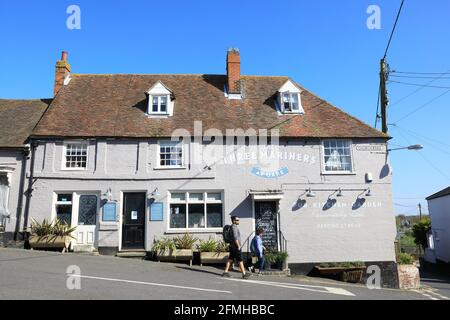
<box><xmin>414</xmin><ymin>288</ymin><xmax>450</xmax><ymax>300</ymax></box>
<box><xmin>73</xmin><ymin>274</ymin><xmax>233</xmax><ymax>294</ymax></box>
<box><xmin>224</xmin><ymin>278</ymin><xmax>355</xmax><ymax>297</ymax></box>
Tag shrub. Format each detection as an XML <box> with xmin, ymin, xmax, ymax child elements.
<box><xmin>412</xmin><ymin>219</ymin><xmax>431</xmax><ymax>250</ymax></box>
<box><xmin>215</xmin><ymin>240</ymin><xmax>229</xmax><ymax>253</ymax></box>
<box><xmin>319</xmin><ymin>261</ymin><xmax>365</xmax><ymax>268</ymax></box>
<box><xmin>398</xmin><ymin>252</ymin><xmax>414</xmax><ymax>265</ymax></box>
<box><xmin>152</xmin><ymin>237</ymin><xmax>177</xmax><ymax>255</ymax></box>
<box><xmin>197</xmin><ymin>237</ymin><xmax>217</xmax><ymax>252</ymax></box>
<box><xmin>30</xmin><ymin>218</ymin><xmax>76</xmax><ymax>238</ymax></box>
<box><xmin>174</xmin><ymin>233</ymin><xmax>198</xmax><ymax>250</ymax></box>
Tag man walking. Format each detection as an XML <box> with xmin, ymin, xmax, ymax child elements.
<box><xmin>223</xmin><ymin>216</ymin><xmax>251</xmax><ymax>279</ymax></box>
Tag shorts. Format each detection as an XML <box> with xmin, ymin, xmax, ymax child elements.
<box><xmin>229</xmin><ymin>246</ymin><xmax>243</xmax><ymax>262</ymax></box>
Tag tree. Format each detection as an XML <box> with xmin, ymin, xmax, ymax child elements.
<box><xmin>412</xmin><ymin>218</ymin><xmax>431</xmax><ymax>250</ymax></box>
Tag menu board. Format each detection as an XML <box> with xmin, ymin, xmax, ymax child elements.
<box><xmin>255</xmin><ymin>201</ymin><xmax>278</xmax><ymax>250</ymax></box>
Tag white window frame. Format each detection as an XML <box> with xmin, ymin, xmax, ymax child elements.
<box><xmin>157</xmin><ymin>140</ymin><xmax>185</xmax><ymax>169</ymax></box>
<box><xmin>0</xmin><ymin>172</ymin><xmax>11</xmax><ymax>226</ymax></box>
<box><xmin>167</xmin><ymin>191</ymin><xmax>224</xmax><ymax>232</ymax></box>
<box><xmin>62</xmin><ymin>141</ymin><xmax>89</xmax><ymax>171</ymax></box>
<box><xmin>149</xmin><ymin>95</ymin><xmax>170</xmax><ymax>115</ymax></box>
<box><xmin>281</xmin><ymin>92</ymin><xmax>301</xmax><ymax>113</ymax></box>
<box><xmin>321</xmin><ymin>139</ymin><xmax>355</xmax><ymax>174</ymax></box>
<box><xmin>53</xmin><ymin>192</ymin><xmax>74</xmax><ymax>225</ymax></box>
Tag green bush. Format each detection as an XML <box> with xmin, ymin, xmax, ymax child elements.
<box><xmin>215</xmin><ymin>240</ymin><xmax>229</xmax><ymax>253</ymax></box>
<box><xmin>398</xmin><ymin>252</ymin><xmax>415</xmax><ymax>265</ymax></box>
<box><xmin>152</xmin><ymin>237</ymin><xmax>177</xmax><ymax>255</ymax></box>
<box><xmin>174</xmin><ymin>233</ymin><xmax>198</xmax><ymax>249</ymax></box>
<box><xmin>197</xmin><ymin>237</ymin><xmax>217</xmax><ymax>252</ymax></box>
<box><xmin>29</xmin><ymin>218</ymin><xmax>76</xmax><ymax>238</ymax></box>
<box><xmin>412</xmin><ymin>219</ymin><xmax>431</xmax><ymax>250</ymax></box>
<box><xmin>399</xmin><ymin>235</ymin><xmax>416</xmax><ymax>247</ymax></box>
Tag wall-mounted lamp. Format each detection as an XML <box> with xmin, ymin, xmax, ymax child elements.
<box><xmin>336</xmin><ymin>188</ymin><xmax>344</xmax><ymax>197</ymax></box>
<box><xmin>365</xmin><ymin>188</ymin><xmax>372</xmax><ymax>197</ymax></box>
<box><xmin>103</xmin><ymin>188</ymin><xmax>112</xmax><ymax>201</ymax></box>
<box><xmin>306</xmin><ymin>188</ymin><xmax>316</xmax><ymax>198</ymax></box>
<box><xmin>150</xmin><ymin>187</ymin><xmax>160</xmax><ymax>197</ymax></box>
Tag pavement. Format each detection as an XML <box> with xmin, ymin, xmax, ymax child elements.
<box><xmin>0</xmin><ymin>247</ymin><xmax>449</xmax><ymax>300</ymax></box>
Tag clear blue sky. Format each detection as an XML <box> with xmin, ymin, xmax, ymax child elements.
<box><xmin>1</xmin><ymin>0</ymin><xmax>449</xmax><ymax>215</ymax></box>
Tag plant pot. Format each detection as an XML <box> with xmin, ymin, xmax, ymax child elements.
<box><xmin>314</xmin><ymin>266</ymin><xmax>366</xmax><ymax>283</ymax></box>
<box><xmin>28</xmin><ymin>235</ymin><xmax>72</xmax><ymax>252</ymax></box>
<box><xmin>200</xmin><ymin>252</ymin><xmax>229</xmax><ymax>266</ymax></box>
<box><xmin>156</xmin><ymin>249</ymin><xmax>193</xmax><ymax>266</ymax></box>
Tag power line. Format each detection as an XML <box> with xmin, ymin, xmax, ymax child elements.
<box><xmin>384</xmin><ymin>0</ymin><xmax>405</xmax><ymax>59</ymax></box>
<box><xmin>390</xmin><ymin>74</ymin><xmax>450</xmax><ymax>80</ymax></box>
<box><xmin>374</xmin><ymin>83</ymin><xmax>381</xmax><ymax>128</ymax></box>
<box><xmin>392</xmin><ymin>71</ymin><xmax>450</xmax><ymax>75</ymax></box>
<box><xmin>392</xmin><ymin>88</ymin><xmax>450</xmax><ymax>123</ymax></box>
<box><xmin>388</xmin><ymin>80</ymin><xmax>450</xmax><ymax>89</ymax></box>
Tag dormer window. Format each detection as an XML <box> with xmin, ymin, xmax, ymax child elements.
<box><xmin>152</xmin><ymin>95</ymin><xmax>168</xmax><ymax>114</ymax></box>
<box><xmin>277</xmin><ymin>80</ymin><xmax>304</xmax><ymax>115</ymax></box>
<box><xmin>282</xmin><ymin>92</ymin><xmax>300</xmax><ymax>112</ymax></box>
<box><xmin>146</xmin><ymin>81</ymin><xmax>174</xmax><ymax>117</ymax></box>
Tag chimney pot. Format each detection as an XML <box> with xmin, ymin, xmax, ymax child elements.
<box><xmin>61</xmin><ymin>51</ymin><xmax>68</xmax><ymax>61</ymax></box>
<box><xmin>54</xmin><ymin>51</ymin><xmax>71</xmax><ymax>96</ymax></box>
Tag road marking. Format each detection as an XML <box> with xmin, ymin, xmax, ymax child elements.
<box><xmin>73</xmin><ymin>274</ymin><xmax>232</xmax><ymax>294</ymax></box>
<box><xmin>224</xmin><ymin>278</ymin><xmax>355</xmax><ymax>296</ymax></box>
<box><xmin>411</xmin><ymin>288</ymin><xmax>449</xmax><ymax>300</ymax></box>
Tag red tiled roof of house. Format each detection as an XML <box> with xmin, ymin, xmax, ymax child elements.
<box><xmin>0</xmin><ymin>99</ymin><xmax>51</xmax><ymax>148</ymax></box>
<box><xmin>32</xmin><ymin>74</ymin><xmax>388</xmax><ymax>139</ymax></box>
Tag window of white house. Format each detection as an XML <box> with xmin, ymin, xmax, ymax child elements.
<box><xmin>56</xmin><ymin>193</ymin><xmax>73</xmax><ymax>225</ymax></box>
<box><xmin>169</xmin><ymin>191</ymin><xmax>223</xmax><ymax>229</ymax></box>
<box><xmin>64</xmin><ymin>143</ymin><xmax>88</xmax><ymax>169</ymax></box>
<box><xmin>282</xmin><ymin>93</ymin><xmax>300</xmax><ymax>112</ymax></box>
<box><xmin>159</xmin><ymin>141</ymin><xmax>183</xmax><ymax>167</ymax></box>
<box><xmin>151</xmin><ymin>95</ymin><xmax>169</xmax><ymax>114</ymax></box>
<box><xmin>0</xmin><ymin>174</ymin><xmax>10</xmax><ymax>227</ymax></box>
<box><xmin>323</xmin><ymin>140</ymin><xmax>353</xmax><ymax>172</ymax></box>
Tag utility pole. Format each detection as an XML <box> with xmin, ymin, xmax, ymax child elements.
<box><xmin>380</xmin><ymin>58</ymin><xmax>389</xmax><ymax>134</ymax></box>
<box><xmin>418</xmin><ymin>203</ymin><xmax>422</xmax><ymax>220</ymax></box>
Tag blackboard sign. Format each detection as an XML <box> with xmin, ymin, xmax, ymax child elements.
<box><xmin>150</xmin><ymin>202</ymin><xmax>164</xmax><ymax>221</ymax></box>
<box><xmin>102</xmin><ymin>202</ymin><xmax>117</xmax><ymax>222</ymax></box>
<box><xmin>254</xmin><ymin>201</ymin><xmax>278</xmax><ymax>250</ymax></box>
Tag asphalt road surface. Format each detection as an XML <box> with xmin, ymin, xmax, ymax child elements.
<box><xmin>0</xmin><ymin>248</ymin><xmax>448</xmax><ymax>300</ymax></box>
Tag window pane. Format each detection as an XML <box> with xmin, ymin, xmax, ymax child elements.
<box><xmin>188</xmin><ymin>204</ymin><xmax>205</xmax><ymax>228</ymax></box>
<box><xmin>207</xmin><ymin>192</ymin><xmax>222</xmax><ymax>201</ymax></box>
<box><xmin>189</xmin><ymin>193</ymin><xmax>204</xmax><ymax>201</ymax></box>
<box><xmin>160</xmin><ymin>96</ymin><xmax>167</xmax><ymax>113</ymax></box>
<box><xmin>170</xmin><ymin>204</ymin><xmax>186</xmax><ymax>228</ymax></box>
<box><xmin>56</xmin><ymin>204</ymin><xmax>72</xmax><ymax>225</ymax></box>
<box><xmin>291</xmin><ymin>94</ymin><xmax>299</xmax><ymax>110</ymax></box>
<box><xmin>323</xmin><ymin>140</ymin><xmax>352</xmax><ymax>172</ymax></box>
<box><xmin>171</xmin><ymin>193</ymin><xmax>186</xmax><ymax>201</ymax></box>
<box><xmin>207</xmin><ymin>204</ymin><xmax>223</xmax><ymax>228</ymax></box>
<box><xmin>78</xmin><ymin>195</ymin><xmax>97</xmax><ymax>225</ymax></box>
<box><xmin>57</xmin><ymin>194</ymin><xmax>72</xmax><ymax>202</ymax></box>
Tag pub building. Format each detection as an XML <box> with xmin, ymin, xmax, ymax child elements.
<box><xmin>1</xmin><ymin>49</ymin><xmax>397</xmax><ymax>282</ymax></box>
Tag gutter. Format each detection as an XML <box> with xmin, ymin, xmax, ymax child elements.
<box><xmin>21</xmin><ymin>140</ymin><xmax>37</xmax><ymax>241</ymax></box>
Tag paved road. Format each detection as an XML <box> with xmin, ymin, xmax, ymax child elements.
<box><xmin>0</xmin><ymin>248</ymin><xmax>446</xmax><ymax>300</ymax></box>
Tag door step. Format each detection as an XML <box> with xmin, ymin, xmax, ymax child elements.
<box><xmin>116</xmin><ymin>250</ymin><xmax>147</xmax><ymax>259</ymax></box>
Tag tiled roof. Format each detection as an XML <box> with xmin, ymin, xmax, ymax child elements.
<box><xmin>32</xmin><ymin>74</ymin><xmax>388</xmax><ymax>139</ymax></box>
<box><xmin>426</xmin><ymin>186</ymin><xmax>450</xmax><ymax>201</ymax></box>
<box><xmin>0</xmin><ymin>99</ymin><xmax>50</xmax><ymax>148</ymax></box>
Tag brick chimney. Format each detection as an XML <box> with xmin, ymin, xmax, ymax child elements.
<box><xmin>54</xmin><ymin>51</ymin><xmax>71</xmax><ymax>96</ymax></box>
<box><xmin>226</xmin><ymin>48</ymin><xmax>241</xmax><ymax>94</ymax></box>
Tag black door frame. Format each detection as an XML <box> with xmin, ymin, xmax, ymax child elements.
<box><xmin>121</xmin><ymin>191</ymin><xmax>147</xmax><ymax>250</ymax></box>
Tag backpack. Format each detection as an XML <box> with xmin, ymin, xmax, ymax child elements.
<box><xmin>250</xmin><ymin>237</ymin><xmax>257</xmax><ymax>254</ymax></box>
<box><xmin>223</xmin><ymin>225</ymin><xmax>234</xmax><ymax>243</ymax></box>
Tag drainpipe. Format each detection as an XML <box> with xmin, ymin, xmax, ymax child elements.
<box><xmin>13</xmin><ymin>146</ymin><xmax>29</xmax><ymax>241</ymax></box>
<box><xmin>22</xmin><ymin>140</ymin><xmax>37</xmax><ymax>241</ymax></box>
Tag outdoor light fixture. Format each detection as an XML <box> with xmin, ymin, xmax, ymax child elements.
<box><xmin>336</xmin><ymin>188</ymin><xmax>344</xmax><ymax>197</ymax></box>
<box><xmin>150</xmin><ymin>187</ymin><xmax>160</xmax><ymax>197</ymax></box>
<box><xmin>387</xmin><ymin>144</ymin><xmax>423</xmax><ymax>152</ymax></box>
<box><xmin>103</xmin><ymin>188</ymin><xmax>112</xmax><ymax>201</ymax></box>
<box><xmin>306</xmin><ymin>188</ymin><xmax>316</xmax><ymax>197</ymax></box>
<box><xmin>365</xmin><ymin>188</ymin><xmax>372</xmax><ymax>197</ymax></box>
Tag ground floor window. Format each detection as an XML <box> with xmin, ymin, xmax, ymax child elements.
<box><xmin>0</xmin><ymin>174</ymin><xmax>9</xmax><ymax>227</ymax></box>
<box><xmin>55</xmin><ymin>193</ymin><xmax>73</xmax><ymax>225</ymax></box>
<box><xmin>169</xmin><ymin>191</ymin><xmax>223</xmax><ymax>229</ymax></box>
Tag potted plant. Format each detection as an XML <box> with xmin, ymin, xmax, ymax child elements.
<box><xmin>397</xmin><ymin>252</ymin><xmax>420</xmax><ymax>289</ymax></box>
<box><xmin>28</xmin><ymin>218</ymin><xmax>76</xmax><ymax>253</ymax></box>
<box><xmin>314</xmin><ymin>261</ymin><xmax>366</xmax><ymax>283</ymax></box>
<box><xmin>265</xmin><ymin>250</ymin><xmax>289</xmax><ymax>270</ymax></box>
<box><xmin>198</xmin><ymin>238</ymin><xmax>229</xmax><ymax>267</ymax></box>
<box><xmin>152</xmin><ymin>234</ymin><xmax>197</xmax><ymax>266</ymax></box>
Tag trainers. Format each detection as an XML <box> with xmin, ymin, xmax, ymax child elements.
<box><xmin>248</xmin><ymin>266</ymin><xmax>254</xmax><ymax>273</ymax></box>
<box><xmin>222</xmin><ymin>272</ymin><xmax>231</xmax><ymax>277</ymax></box>
<box><xmin>242</xmin><ymin>273</ymin><xmax>252</xmax><ymax>279</ymax></box>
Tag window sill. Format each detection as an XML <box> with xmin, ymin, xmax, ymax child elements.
<box><xmin>165</xmin><ymin>228</ymin><xmax>223</xmax><ymax>234</ymax></box>
<box><xmin>321</xmin><ymin>172</ymin><xmax>357</xmax><ymax>176</ymax></box>
<box><xmin>154</xmin><ymin>166</ymin><xmax>187</xmax><ymax>170</ymax></box>
<box><xmin>60</xmin><ymin>168</ymin><xmax>89</xmax><ymax>172</ymax></box>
